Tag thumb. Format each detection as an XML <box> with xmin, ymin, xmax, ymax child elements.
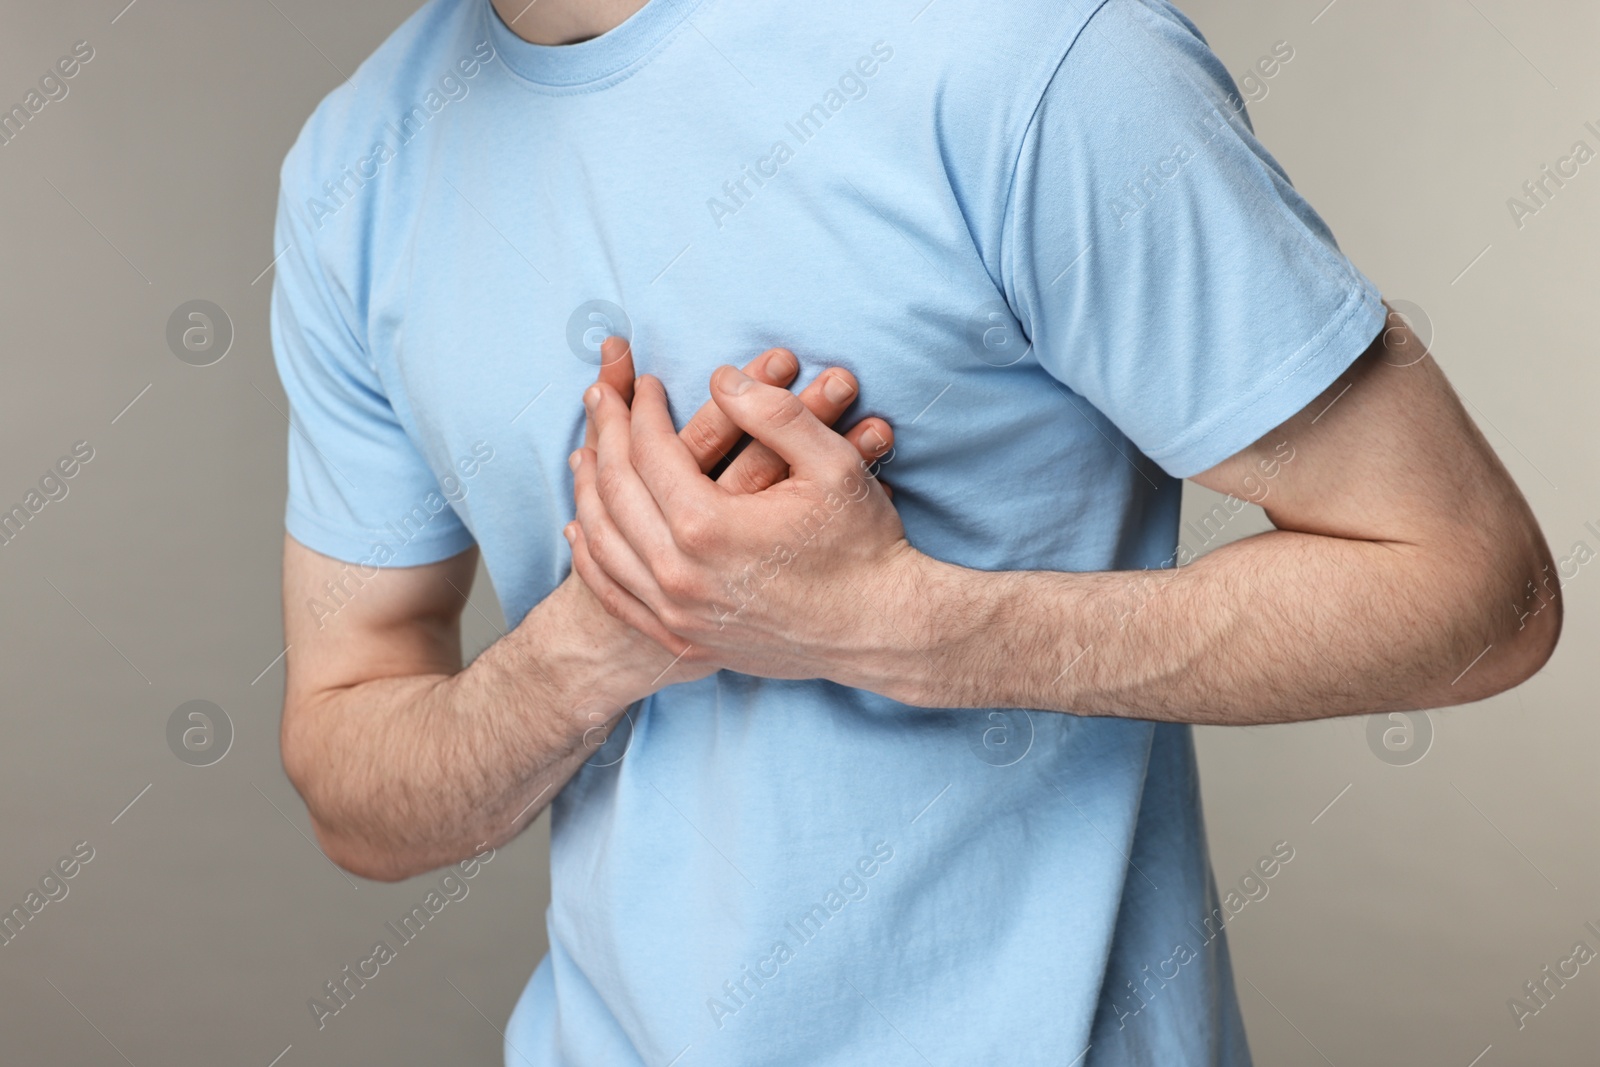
<box><xmin>710</xmin><ymin>365</ymin><xmax>854</xmax><ymax>476</ymax></box>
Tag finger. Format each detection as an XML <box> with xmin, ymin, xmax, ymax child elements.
<box><xmin>628</xmin><ymin>375</ymin><xmax>723</xmax><ymax>521</ymax></box>
<box><xmin>720</xmin><ymin>367</ymin><xmax>860</xmax><ymax>494</ymax></box>
<box><xmin>709</xmin><ymin>365</ymin><xmax>857</xmax><ymax>477</ymax></box>
<box><xmin>570</xmin><ymin>444</ymin><xmax>666</xmax><ymax>608</ymax></box>
<box><xmin>598</xmin><ymin>336</ymin><xmax>636</xmax><ymax>391</ymax></box>
<box><xmin>843</xmin><ymin>417</ymin><xmax>896</xmax><ymax>499</ymax></box>
<box><xmin>678</xmin><ymin>348</ymin><xmax>798</xmax><ymax>473</ymax></box>
<box><xmin>585</xmin><ymin>338</ymin><xmax>636</xmax><ymax>451</ymax></box>
<box><xmin>587</xmin><ymin>382</ymin><xmax>681</xmax><ymax>563</ymax></box>
<box><xmin>842</xmin><ymin>417</ymin><xmax>894</xmax><ymax>464</ymax></box>
<box><xmin>564</xmin><ymin>521</ymin><xmax>685</xmax><ymax>654</ymax></box>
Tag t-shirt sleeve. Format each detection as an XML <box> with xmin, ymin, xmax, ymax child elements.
<box><xmin>269</xmin><ymin>170</ymin><xmax>475</xmax><ymax>567</ymax></box>
<box><xmin>1002</xmin><ymin>0</ymin><xmax>1387</xmax><ymax>479</ymax></box>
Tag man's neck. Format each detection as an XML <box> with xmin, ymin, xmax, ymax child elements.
<box><xmin>491</xmin><ymin>0</ymin><xmax>652</xmax><ymax>46</ymax></box>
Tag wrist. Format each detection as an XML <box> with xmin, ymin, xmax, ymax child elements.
<box><xmin>848</xmin><ymin>548</ymin><xmax>1005</xmax><ymax>709</ymax></box>
<box><xmin>498</xmin><ymin>575</ymin><xmax>662</xmax><ymax>735</ymax></box>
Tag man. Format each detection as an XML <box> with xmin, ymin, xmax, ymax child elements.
<box><xmin>270</xmin><ymin>0</ymin><xmax>1560</xmax><ymax>1063</ymax></box>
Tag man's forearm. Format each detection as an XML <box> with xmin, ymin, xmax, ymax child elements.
<box><xmin>285</xmin><ymin>579</ymin><xmax>660</xmax><ymax>881</ymax></box>
<box><xmin>557</xmin><ymin>334</ymin><xmax>1560</xmax><ymax>725</ymax></box>
<box><xmin>894</xmin><ymin>523</ymin><xmax>1558</xmax><ymax>725</ymax></box>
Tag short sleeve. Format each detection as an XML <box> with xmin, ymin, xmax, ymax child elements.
<box><xmin>269</xmin><ymin>172</ymin><xmax>475</xmax><ymax>567</ymax></box>
<box><xmin>1003</xmin><ymin>0</ymin><xmax>1387</xmax><ymax>479</ymax></box>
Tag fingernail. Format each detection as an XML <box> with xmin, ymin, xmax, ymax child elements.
<box><xmin>583</xmin><ymin>385</ymin><xmax>600</xmax><ymax>410</ymax></box>
<box><xmin>562</xmin><ymin>523</ymin><xmax>576</xmax><ymax>544</ymax></box>
<box><xmin>568</xmin><ymin>450</ymin><xmax>581</xmax><ymax>471</ymax></box>
<box><xmin>864</xmin><ymin>429</ymin><xmax>887</xmax><ymax>454</ymax></box>
<box><xmin>720</xmin><ymin>367</ymin><xmax>754</xmax><ymax>395</ymax></box>
<box><xmin>823</xmin><ymin>374</ymin><xmax>856</xmax><ymax>404</ymax></box>
<box><xmin>764</xmin><ymin>350</ymin><xmax>796</xmax><ymax>381</ymax></box>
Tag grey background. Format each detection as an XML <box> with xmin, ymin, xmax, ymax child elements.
<box><xmin>0</xmin><ymin>0</ymin><xmax>1592</xmax><ymax>1064</ymax></box>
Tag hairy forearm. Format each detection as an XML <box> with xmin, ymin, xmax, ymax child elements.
<box><xmin>898</xmin><ymin>523</ymin><xmax>1559</xmax><ymax>724</ymax></box>
<box><xmin>284</xmin><ymin>580</ymin><xmax>655</xmax><ymax>881</ymax></box>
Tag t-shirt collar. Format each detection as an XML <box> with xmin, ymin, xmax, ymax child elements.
<box><xmin>483</xmin><ymin>0</ymin><xmax>705</xmax><ymax>89</ymax></box>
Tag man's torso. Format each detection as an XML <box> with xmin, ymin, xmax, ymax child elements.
<box><xmin>282</xmin><ymin>1</ymin><xmax>1256</xmax><ymax>1062</ymax></box>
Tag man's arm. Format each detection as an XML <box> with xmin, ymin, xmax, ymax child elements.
<box><xmin>280</xmin><ymin>539</ymin><xmax>655</xmax><ymax>882</ymax></box>
<box><xmin>280</xmin><ymin>345</ymin><xmax>894</xmax><ymax>882</ymax></box>
<box><xmin>567</xmin><ymin>319</ymin><xmax>1560</xmax><ymax>723</ymax></box>
<box><xmin>918</xmin><ymin>323</ymin><xmax>1561</xmax><ymax>721</ymax></box>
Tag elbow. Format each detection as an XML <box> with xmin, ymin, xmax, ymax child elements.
<box><xmin>278</xmin><ymin>710</ymin><xmax>424</xmax><ymax>884</ymax></box>
<box><xmin>295</xmin><ymin>788</ymin><xmax>431</xmax><ymax>883</ymax></box>
<box><xmin>1485</xmin><ymin>600</ymin><xmax>1561</xmax><ymax>698</ymax></box>
<box><xmin>1442</xmin><ymin>534</ymin><xmax>1563</xmax><ymax>704</ymax></box>
<box><xmin>1499</xmin><ymin>527</ymin><xmax>1564</xmax><ymax>688</ymax></box>
<box><xmin>285</xmin><ymin>793</ymin><xmax>428</xmax><ymax>886</ymax></box>
<box><xmin>312</xmin><ymin>822</ymin><xmax>420</xmax><ymax>884</ymax></box>
<box><xmin>279</xmin><ymin>708</ymin><xmax>492</xmax><ymax>884</ymax></box>
<box><xmin>278</xmin><ymin>716</ymin><xmax>346</xmax><ymax>860</ymax></box>
<box><xmin>1500</xmin><ymin>561</ymin><xmax>1563</xmax><ymax>690</ymax></box>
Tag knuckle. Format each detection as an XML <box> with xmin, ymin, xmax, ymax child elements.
<box><xmin>763</xmin><ymin>393</ymin><xmax>808</xmax><ymax>431</ymax></box>
<box><xmin>653</xmin><ymin>559</ymin><xmax>687</xmax><ymax>597</ymax></box>
<box><xmin>729</xmin><ymin>463</ymin><xmax>772</xmax><ymax>495</ymax></box>
<box><xmin>629</xmin><ymin>437</ymin><xmax>649</xmax><ymax>471</ymax></box>
<box><xmin>664</xmin><ymin>594</ymin><xmax>714</xmax><ymax>639</ymax></box>
<box><xmin>674</xmin><ymin>510</ymin><xmax>714</xmax><ymax>552</ymax></box>
<box><xmin>597</xmin><ymin>587</ymin><xmax>627</xmax><ymax>621</ymax></box>
<box><xmin>585</xmin><ymin>525</ymin><xmax>610</xmax><ymax>564</ymax></box>
<box><xmin>657</xmin><ymin>600</ymin><xmax>696</xmax><ymax>636</ymax></box>
<box><xmin>594</xmin><ymin>465</ymin><xmax>626</xmax><ymax>504</ymax></box>
<box><xmin>672</xmin><ymin>563</ymin><xmax>710</xmax><ymax>603</ymax></box>
<box><xmin>683</xmin><ymin>418</ymin><xmax>723</xmax><ymax>462</ymax></box>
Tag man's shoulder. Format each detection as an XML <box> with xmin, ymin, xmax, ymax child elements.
<box><xmin>276</xmin><ymin>0</ymin><xmax>493</xmax><ymax>220</ymax></box>
<box><xmin>884</xmin><ymin>0</ymin><xmax>1212</xmax><ymax>160</ymax></box>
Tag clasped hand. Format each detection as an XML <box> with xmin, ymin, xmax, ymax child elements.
<box><xmin>565</xmin><ymin>340</ymin><xmax>923</xmax><ymax>689</ymax></box>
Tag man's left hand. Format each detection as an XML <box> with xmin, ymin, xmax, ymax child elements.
<box><xmin>567</xmin><ymin>364</ymin><xmax>931</xmax><ymax>692</ymax></box>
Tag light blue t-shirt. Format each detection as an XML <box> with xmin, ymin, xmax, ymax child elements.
<box><xmin>270</xmin><ymin>0</ymin><xmax>1385</xmax><ymax>1063</ymax></box>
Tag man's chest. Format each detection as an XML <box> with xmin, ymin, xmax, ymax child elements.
<box><xmin>342</xmin><ymin>94</ymin><xmax>1149</xmax><ymax>618</ymax></box>
<box><xmin>368</xmin><ymin>148</ymin><xmax>1038</xmax><ymax>493</ymax></box>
